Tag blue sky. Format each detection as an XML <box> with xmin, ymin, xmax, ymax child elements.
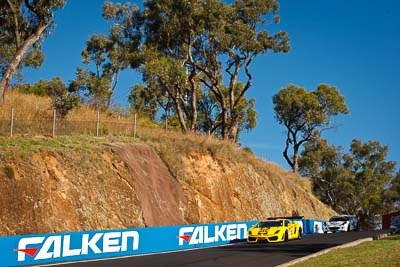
<box><xmin>22</xmin><ymin>0</ymin><xmax>400</xmax><ymax>171</ymax></box>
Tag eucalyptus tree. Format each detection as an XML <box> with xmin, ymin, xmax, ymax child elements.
<box><xmin>107</xmin><ymin>0</ymin><xmax>289</xmax><ymax>139</ymax></box>
<box><xmin>273</xmin><ymin>84</ymin><xmax>349</xmax><ymax>173</ymax></box>
<box><xmin>195</xmin><ymin>0</ymin><xmax>289</xmax><ymax>140</ymax></box>
<box><xmin>15</xmin><ymin>77</ymin><xmax>80</xmax><ymax>118</ymax></box>
<box><xmin>384</xmin><ymin>171</ymin><xmax>400</xmax><ymax>211</ymax></box>
<box><xmin>70</xmin><ymin>34</ymin><xmax>121</xmax><ymax>110</ymax></box>
<box><xmin>343</xmin><ymin>139</ymin><xmax>397</xmax><ymax>215</ymax></box>
<box><xmin>128</xmin><ymin>84</ymin><xmax>160</xmax><ymax>120</ymax></box>
<box><xmin>196</xmin><ymin>81</ymin><xmax>257</xmax><ymax>138</ymax></box>
<box><xmin>299</xmin><ymin>138</ymin><xmax>353</xmax><ymax>212</ymax></box>
<box><xmin>71</xmin><ymin>2</ymin><xmax>142</xmax><ymax>110</ymax></box>
<box><xmin>300</xmin><ymin>138</ymin><xmax>398</xmax><ymax>216</ymax></box>
<box><xmin>0</xmin><ymin>0</ymin><xmax>65</xmax><ymax>106</ymax></box>
<box><xmin>141</xmin><ymin>0</ymin><xmax>206</xmax><ymax>132</ymax></box>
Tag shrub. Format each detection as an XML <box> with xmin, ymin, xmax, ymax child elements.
<box><xmin>54</xmin><ymin>93</ymin><xmax>81</xmax><ymax>120</ymax></box>
<box><xmin>242</xmin><ymin>147</ymin><xmax>254</xmax><ymax>154</ymax></box>
<box><xmin>4</xmin><ymin>164</ymin><xmax>16</xmax><ymax>180</ymax></box>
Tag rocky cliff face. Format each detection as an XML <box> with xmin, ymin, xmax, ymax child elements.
<box><xmin>180</xmin><ymin>151</ymin><xmax>334</xmax><ymax>224</ymax></box>
<box><xmin>0</xmin><ymin>140</ymin><xmax>334</xmax><ymax>236</ymax></box>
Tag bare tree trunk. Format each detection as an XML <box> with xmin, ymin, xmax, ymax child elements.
<box><xmin>228</xmin><ymin>122</ymin><xmax>239</xmax><ymax>142</ymax></box>
<box><xmin>283</xmin><ymin>130</ymin><xmax>294</xmax><ymax>171</ymax></box>
<box><xmin>293</xmin><ymin>154</ymin><xmax>299</xmax><ymax>173</ymax></box>
<box><xmin>221</xmin><ymin>105</ymin><xmax>228</xmax><ymax>139</ymax></box>
<box><xmin>0</xmin><ymin>23</ymin><xmax>48</xmax><ymax>106</ymax></box>
<box><xmin>228</xmin><ymin>64</ymin><xmax>239</xmax><ymax>115</ymax></box>
<box><xmin>189</xmin><ymin>72</ymin><xmax>197</xmax><ymax>132</ymax></box>
<box><xmin>106</xmin><ymin>70</ymin><xmax>120</xmax><ymax>110</ymax></box>
<box><xmin>292</xmin><ymin>143</ymin><xmax>300</xmax><ymax>173</ymax></box>
<box><xmin>187</xmin><ymin>40</ymin><xmax>198</xmax><ymax>133</ymax></box>
<box><xmin>283</xmin><ymin>145</ymin><xmax>294</xmax><ymax>171</ymax></box>
<box><xmin>174</xmin><ymin>94</ymin><xmax>188</xmax><ymax>133</ymax></box>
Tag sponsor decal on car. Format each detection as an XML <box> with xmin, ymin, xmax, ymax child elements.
<box><xmin>16</xmin><ymin>231</ymin><xmax>139</xmax><ymax>262</ymax></box>
<box><xmin>177</xmin><ymin>223</ymin><xmax>248</xmax><ymax>246</ymax></box>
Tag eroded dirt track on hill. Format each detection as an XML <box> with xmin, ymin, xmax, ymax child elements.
<box><xmin>111</xmin><ymin>143</ymin><xmax>186</xmax><ymax>226</ymax></box>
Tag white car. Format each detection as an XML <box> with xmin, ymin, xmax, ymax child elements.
<box><xmin>324</xmin><ymin>215</ymin><xmax>358</xmax><ymax>233</ymax></box>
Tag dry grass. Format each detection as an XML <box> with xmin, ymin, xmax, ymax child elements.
<box><xmin>0</xmin><ymin>92</ymin><xmax>308</xmax><ymax>185</ymax></box>
<box><xmin>0</xmin><ymin>91</ymin><xmax>299</xmax><ymax>184</ymax></box>
<box><xmin>0</xmin><ymin>91</ymin><xmax>153</xmax><ymax>136</ymax></box>
<box><xmin>0</xmin><ymin>91</ymin><xmax>137</xmax><ymax>122</ymax></box>
<box><xmin>0</xmin><ymin>90</ymin><xmax>52</xmax><ymax>119</ymax></box>
<box><xmin>0</xmin><ymin>92</ymin><xmax>251</xmax><ymax>160</ymax></box>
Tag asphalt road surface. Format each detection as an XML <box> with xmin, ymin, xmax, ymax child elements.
<box><xmin>44</xmin><ymin>231</ymin><xmax>380</xmax><ymax>267</ymax></box>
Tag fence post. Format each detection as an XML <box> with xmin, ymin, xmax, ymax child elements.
<box><xmin>52</xmin><ymin>109</ymin><xmax>56</xmax><ymax>137</ymax></box>
<box><xmin>96</xmin><ymin>111</ymin><xmax>100</xmax><ymax>137</ymax></box>
<box><xmin>133</xmin><ymin>113</ymin><xmax>137</xmax><ymax>140</ymax></box>
<box><xmin>10</xmin><ymin>108</ymin><xmax>14</xmax><ymax>137</ymax></box>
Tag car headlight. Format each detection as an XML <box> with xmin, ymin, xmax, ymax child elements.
<box><xmin>274</xmin><ymin>229</ymin><xmax>280</xmax><ymax>234</ymax></box>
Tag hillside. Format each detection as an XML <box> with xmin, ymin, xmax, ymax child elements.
<box><xmin>0</xmin><ymin>92</ymin><xmax>335</xmax><ymax>235</ymax></box>
<box><xmin>0</xmin><ymin>135</ymin><xmax>334</xmax><ymax>236</ymax></box>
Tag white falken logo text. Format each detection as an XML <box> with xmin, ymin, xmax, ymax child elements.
<box><xmin>17</xmin><ymin>231</ymin><xmax>139</xmax><ymax>262</ymax></box>
<box><xmin>178</xmin><ymin>223</ymin><xmax>248</xmax><ymax>246</ymax></box>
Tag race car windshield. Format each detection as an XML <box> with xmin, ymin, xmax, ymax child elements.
<box><xmin>257</xmin><ymin>221</ymin><xmax>283</xmax><ymax>227</ymax></box>
<box><xmin>329</xmin><ymin>217</ymin><xmax>348</xmax><ymax>222</ymax></box>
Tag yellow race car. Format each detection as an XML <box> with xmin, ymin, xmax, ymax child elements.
<box><xmin>247</xmin><ymin>218</ymin><xmax>302</xmax><ymax>243</ymax></box>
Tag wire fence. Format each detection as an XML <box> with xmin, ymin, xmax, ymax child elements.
<box><xmin>0</xmin><ymin>108</ymin><xmax>167</xmax><ymax>138</ymax></box>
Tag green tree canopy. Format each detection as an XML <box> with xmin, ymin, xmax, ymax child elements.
<box><xmin>300</xmin><ymin>138</ymin><xmax>398</xmax><ymax>218</ymax></box>
<box><xmin>0</xmin><ymin>0</ymin><xmax>66</xmax><ymax>105</ymax></box>
<box><xmin>343</xmin><ymin>139</ymin><xmax>397</xmax><ymax>215</ymax></box>
<box><xmin>71</xmin><ymin>34</ymin><xmax>130</xmax><ymax>111</ymax></box>
<box><xmin>128</xmin><ymin>84</ymin><xmax>160</xmax><ymax>120</ymax></box>
<box><xmin>299</xmin><ymin>138</ymin><xmax>353</xmax><ymax>212</ymax></box>
<box><xmin>273</xmin><ymin>84</ymin><xmax>349</xmax><ymax>172</ymax></box>
<box><xmin>105</xmin><ymin>0</ymin><xmax>289</xmax><ymax>141</ymax></box>
<box><xmin>17</xmin><ymin>77</ymin><xmax>65</xmax><ymax>97</ymax></box>
<box><xmin>383</xmin><ymin>171</ymin><xmax>400</xmax><ymax>211</ymax></box>
<box><xmin>71</xmin><ymin>2</ymin><xmax>143</xmax><ymax>111</ymax></box>
<box><xmin>15</xmin><ymin>77</ymin><xmax>80</xmax><ymax>119</ymax></box>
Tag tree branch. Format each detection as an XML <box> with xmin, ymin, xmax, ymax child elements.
<box><xmin>283</xmin><ymin>128</ymin><xmax>294</xmax><ymax>169</ymax></box>
<box><xmin>6</xmin><ymin>0</ymin><xmax>21</xmax><ymax>48</ymax></box>
<box><xmin>233</xmin><ymin>54</ymin><xmax>254</xmax><ymax>108</ymax></box>
<box><xmin>24</xmin><ymin>0</ymin><xmax>41</xmax><ymax>20</ymax></box>
<box><xmin>0</xmin><ymin>21</ymin><xmax>49</xmax><ymax>105</ymax></box>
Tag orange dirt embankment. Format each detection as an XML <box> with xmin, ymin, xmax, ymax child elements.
<box><xmin>179</xmin><ymin>151</ymin><xmax>335</xmax><ymax>224</ymax></box>
<box><xmin>0</xmin><ymin>141</ymin><xmax>334</xmax><ymax>235</ymax></box>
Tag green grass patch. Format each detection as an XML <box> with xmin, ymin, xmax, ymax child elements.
<box><xmin>292</xmin><ymin>235</ymin><xmax>400</xmax><ymax>267</ymax></box>
<box><xmin>0</xmin><ymin>135</ymin><xmax>136</xmax><ymax>160</ymax></box>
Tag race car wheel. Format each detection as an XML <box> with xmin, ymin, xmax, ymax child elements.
<box><xmin>347</xmin><ymin>224</ymin><xmax>351</xmax><ymax>232</ymax></box>
<box><xmin>298</xmin><ymin>228</ymin><xmax>302</xmax><ymax>239</ymax></box>
<box><xmin>284</xmin><ymin>230</ymin><xmax>289</xmax><ymax>242</ymax></box>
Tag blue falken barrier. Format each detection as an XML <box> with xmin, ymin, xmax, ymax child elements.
<box><xmin>0</xmin><ymin>221</ymin><xmax>256</xmax><ymax>267</ymax></box>
<box><xmin>0</xmin><ymin>219</ymin><xmax>326</xmax><ymax>266</ymax></box>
